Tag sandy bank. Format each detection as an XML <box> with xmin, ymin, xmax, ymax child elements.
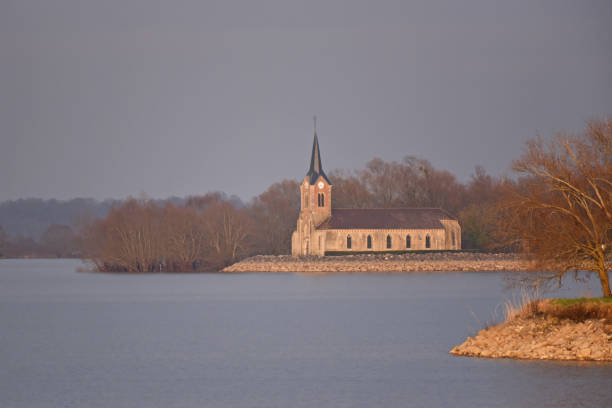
<box><xmin>222</xmin><ymin>252</ymin><xmax>528</xmax><ymax>273</ymax></box>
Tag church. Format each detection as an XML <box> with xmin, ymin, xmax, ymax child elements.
<box><xmin>291</xmin><ymin>129</ymin><xmax>462</xmax><ymax>256</ymax></box>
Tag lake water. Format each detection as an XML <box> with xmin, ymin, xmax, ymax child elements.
<box><xmin>0</xmin><ymin>259</ymin><xmax>610</xmax><ymax>408</ymax></box>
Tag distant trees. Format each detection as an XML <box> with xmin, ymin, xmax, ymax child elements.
<box><xmin>1</xmin><ymin>236</ymin><xmax>41</xmax><ymax>258</ymax></box>
<box><xmin>0</xmin><ymin>222</ymin><xmax>77</xmax><ymax>258</ymax></box>
<box><xmin>458</xmin><ymin>166</ymin><xmax>506</xmax><ymax>250</ymax></box>
<box><xmin>17</xmin><ymin>125</ymin><xmax>609</xmax><ymax>270</ymax></box>
<box><xmin>498</xmin><ymin>119</ymin><xmax>612</xmax><ymax>297</ymax></box>
<box><xmin>92</xmin><ymin>199</ymin><xmax>165</xmax><ymax>272</ymax></box>
<box><xmin>331</xmin><ymin>157</ymin><xmax>468</xmax><ymax>215</ymax></box>
<box><xmin>361</xmin><ymin>157</ymin><xmax>405</xmax><ymax>207</ymax></box>
<box><xmin>40</xmin><ymin>224</ymin><xmax>76</xmax><ymax>258</ymax></box>
<box><xmin>0</xmin><ymin>198</ymin><xmax>108</xmax><ymax>258</ymax></box>
<box><xmin>0</xmin><ymin>155</ymin><xmax>516</xmax><ymax>265</ymax></box>
<box><xmin>83</xmin><ymin>199</ymin><xmax>179</xmax><ymax>272</ymax></box>
<box><xmin>328</xmin><ymin>169</ymin><xmax>373</xmax><ymax>208</ymax></box>
<box><xmin>82</xmin><ymin>195</ymin><xmax>253</xmax><ymax>272</ymax></box>
<box><xmin>77</xmin><ymin>153</ymin><xmax>502</xmax><ymax>271</ymax></box>
<box><xmin>198</xmin><ymin>198</ymin><xmax>253</xmax><ymax>269</ymax></box>
<box><xmin>331</xmin><ymin>156</ymin><xmax>494</xmax><ymax>250</ymax></box>
<box><xmin>249</xmin><ymin>180</ymin><xmax>300</xmax><ymax>255</ymax></box>
<box><xmin>0</xmin><ymin>225</ymin><xmax>7</xmax><ymax>257</ymax></box>
<box><xmin>162</xmin><ymin>204</ymin><xmax>207</xmax><ymax>271</ymax></box>
<box><xmin>0</xmin><ymin>198</ymin><xmax>113</xmax><ymax>238</ymax></box>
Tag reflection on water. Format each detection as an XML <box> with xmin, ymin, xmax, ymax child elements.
<box><xmin>0</xmin><ymin>259</ymin><xmax>610</xmax><ymax>408</ymax></box>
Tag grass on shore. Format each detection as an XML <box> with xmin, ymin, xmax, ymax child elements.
<box><xmin>504</xmin><ymin>296</ymin><xmax>612</xmax><ymax>323</ymax></box>
<box><xmin>549</xmin><ymin>297</ymin><xmax>612</xmax><ymax>306</ymax></box>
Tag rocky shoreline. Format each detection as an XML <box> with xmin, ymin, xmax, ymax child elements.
<box><xmin>451</xmin><ymin>299</ymin><xmax>612</xmax><ymax>361</ymax></box>
<box><xmin>222</xmin><ymin>252</ymin><xmax>528</xmax><ymax>273</ymax></box>
<box><xmin>451</xmin><ymin>316</ymin><xmax>612</xmax><ymax>361</ymax></box>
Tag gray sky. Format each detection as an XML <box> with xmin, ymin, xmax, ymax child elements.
<box><xmin>2</xmin><ymin>0</ymin><xmax>611</xmax><ymax>202</ymax></box>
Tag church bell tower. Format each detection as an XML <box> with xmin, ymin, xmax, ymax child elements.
<box><xmin>291</xmin><ymin>118</ymin><xmax>332</xmax><ymax>256</ymax></box>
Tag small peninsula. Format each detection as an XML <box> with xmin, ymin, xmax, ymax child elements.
<box><xmin>451</xmin><ymin>298</ymin><xmax>612</xmax><ymax>361</ymax></box>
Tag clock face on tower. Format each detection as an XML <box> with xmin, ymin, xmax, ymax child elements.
<box><xmin>318</xmin><ymin>181</ymin><xmax>324</xmax><ymax>189</ymax></box>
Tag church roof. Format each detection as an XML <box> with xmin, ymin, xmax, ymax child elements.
<box><xmin>318</xmin><ymin>208</ymin><xmax>456</xmax><ymax>230</ymax></box>
<box><xmin>306</xmin><ymin>132</ymin><xmax>332</xmax><ymax>185</ymax></box>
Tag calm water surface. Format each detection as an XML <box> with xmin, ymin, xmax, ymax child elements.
<box><xmin>0</xmin><ymin>259</ymin><xmax>610</xmax><ymax>408</ymax></box>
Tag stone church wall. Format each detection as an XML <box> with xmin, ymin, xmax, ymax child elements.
<box><xmin>441</xmin><ymin>219</ymin><xmax>461</xmax><ymax>250</ymax></box>
<box><xmin>295</xmin><ymin>220</ymin><xmax>461</xmax><ymax>255</ymax></box>
<box><xmin>321</xmin><ymin>228</ymin><xmax>449</xmax><ymax>252</ymax></box>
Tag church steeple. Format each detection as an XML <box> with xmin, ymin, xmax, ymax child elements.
<box><xmin>306</xmin><ymin>117</ymin><xmax>331</xmax><ymax>185</ymax></box>
<box><xmin>293</xmin><ymin>117</ymin><xmax>333</xmax><ymax>256</ymax></box>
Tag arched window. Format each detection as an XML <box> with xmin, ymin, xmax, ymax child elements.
<box><xmin>406</xmin><ymin>235</ymin><xmax>411</xmax><ymax>248</ymax></box>
<box><xmin>367</xmin><ymin>235</ymin><xmax>372</xmax><ymax>249</ymax></box>
<box><xmin>317</xmin><ymin>193</ymin><xmax>325</xmax><ymax>207</ymax></box>
<box><xmin>386</xmin><ymin>235</ymin><xmax>392</xmax><ymax>249</ymax></box>
<box><xmin>425</xmin><ymin>235</ymin><xmax>431</xmax><ymax>249</ymax></box>
<box><xmin>347</xmin><ymin>235</ymin><xmax>352</xmax><ymax>249</ymax></box>
<box><xmin>451</xmin><ymin>231</ymin><xmax>455</xmax><ymax>247</ymax></box>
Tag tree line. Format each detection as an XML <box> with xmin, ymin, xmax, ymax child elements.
<box><xmin>0</xmin><ymin>198</ymin><xmax>114</xmax><ymax>238</ymax></box>
<box><xmin>0</xmin><ymin>223</ymin><xmax>79</xmax><ymax>258</ymax></box>
<box><xmin>77</xmin><ymin>183</ymin><xmax>300</xmax><ymax>272</ymax></box>
<box><xmin>1</xmin><ymin>118</ymin><xmax>610</xmax><ymax>295</ymax></box>
<box><xmin>76</xmin><ymin>147</ymin><xmax>510</xmax><ymax>271</ymax></box>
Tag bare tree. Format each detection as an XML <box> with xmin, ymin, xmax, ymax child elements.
<box><xmin>162</xmin><ymin>204</ymin><xmax>207</xmax><ymax>271</ymax></box>
<box><xmin>82</xmin><ymin>199</ymin><xmax>163</xmax><ymax>272</ymax></box>
<box><xmin>185</xmin><ymin>192</ymin><xmax>227</xmax><ymax>211</ymax></box>
<box><xmin>459</xmin><ymin>167</ymin><xmax>506</xmax><ymax>250</ymax></box>
<box><xmin>362</xmin><ymin>158</ymin><xmax>405</xmax><ymax>207</ymax></box>
<box><xmin>499</xmin><ymin>118</ymin><xmax>612</xmax><ymax>296</ymax></box>
<box><xmin>328</xmin><ymin>169</ymin><xmax>373</xmax><ymax>209</ymax></box>
<box><xmin>202</xmin><ymin>201</ymin><xmax>253</xmax><ymax>268</ymax></box>
<box><xmin>249</xmin><ymin>180</ymin><xmax>300</xmax><ymax>254</ymax></box>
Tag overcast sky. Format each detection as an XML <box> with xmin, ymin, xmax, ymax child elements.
<box><xmin>1</xmin><ymin>0</ymin><xmax>611</xmax><ymax>202</ymax></box>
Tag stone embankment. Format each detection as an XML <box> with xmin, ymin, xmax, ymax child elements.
<box><xmin>451</xmin><ymin>316</ymin><xmax>612</xmax><ymax>361</ymax></box>
<box><xmin>222</xmin><ymin>252</ymin><xmax>528</xmax><ymax>273</ymax></box>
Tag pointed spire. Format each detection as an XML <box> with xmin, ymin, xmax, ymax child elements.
<box><xmin>309</xmin><ymin>133</ymin><xmax>322</xmax><ymax>175</ymax></box>
<box><xmin>306</xmin><ymin>116</ymin><xmax>331</xmax><ymax>185</ymax></box>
